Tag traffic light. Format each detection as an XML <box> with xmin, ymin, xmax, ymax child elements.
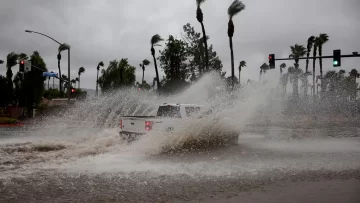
<box><xmin>19</xmin><ymin>60</ymin><xmax>25</xmax><ymax>72</ymax></box>
<box><xmin>71</xmin><ymin>88</ymin><xmax>76</xmax><ymax>93</ymax></box>
<box><xmin>269</xmin><ymin>54</ymin><xmax>275</xmax><ymax>69</ymax></box>
<box><xmin>333</xmin><ymin>49</ymin><xmax>341</xmax><ymax>67</ymax></box>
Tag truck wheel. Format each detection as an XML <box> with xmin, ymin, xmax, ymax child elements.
<box><xmin>119</xmin><ymin>132</ymin><xmax>130</xmax><ymax>143</ymax></box>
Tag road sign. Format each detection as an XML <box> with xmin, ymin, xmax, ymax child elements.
<box><xmin>24</xmin><ymin>60</ymin><xmax>31</xmax><ymax>72</ymax></box>
<box><xmin>43</xmin><ymin>72</ymin><xmax>58</xmax><ymax>77</ymax></box>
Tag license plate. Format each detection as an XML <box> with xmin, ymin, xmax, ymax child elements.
<box><xmin>166</xmin><ymin>127</ymin><xmax>174</xmax><ymax>131</ymax></box>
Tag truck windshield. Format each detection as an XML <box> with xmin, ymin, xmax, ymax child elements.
<box><xmin>156</xmin><ymin>106</ymin><xmax>181</xmax><ymax>118</ymax></box>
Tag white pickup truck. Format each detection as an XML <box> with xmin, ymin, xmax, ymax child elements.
<box><xmin>119</xmin><ymin>103</ymin><xmax>213</xmax><ymax>141</ymax></box>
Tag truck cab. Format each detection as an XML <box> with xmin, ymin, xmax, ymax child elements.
<box><xmin>156</xmin><ymin>103</ymin><xmax>204</xmax><ymax>118</ymax></box>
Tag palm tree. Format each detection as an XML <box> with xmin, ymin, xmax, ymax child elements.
<box><xmin>78</xmin><ymin>67</ymin><xmax>85</xmax><ymax>89</ymax></box>
<box><xmin>58</xmin><ymin>43</ymin><xmax>70</xmax><ymax>96</ymax></box>
<box><xmin>289</xmin><ymin>44</ymin><xmax>307</xmax><ymax>99</ymax></box>
<box><xmin>61</xmin><ymin>74</ymin><xmax>68</xmax><ymax>93</ymax></box>
<box><xmin>227</xmin><ymin>0</ymin><xmax>245</xmax><ymax>86</ymax></box>
<box><xmin>260</xmin><ymin>63</ymin><xmax>269</xmax><ymax>73</ymax></box>
<box><xmin>196</xmin><ymin>0</ymin><xmax>209</xmax><ymax>72</ymax></box>
<box><xmin>304</xmin><ymin>36</ymin><xmax>315</xmax><ymax>97</ymax></box>
<box><xmin>349</xmin><ymin>69</ymin><xmax>359</xmax><ymax>101</ymax></box>
<box><xmin>140</xmin><ymin>59</ymin><xmax>150</xmax><ymax>84</ymax></box>
<box><xmin>71</xmin><ymin>79</ymin><xmax>76</xmax><ymax>88</ymax></box>
<box><xmin>312</xmin><ymin>37</ymin><xmax>319</xmax><ymax>96</ymax></box>
<box><xmin>281</xmin><ymin>73</ymin><xmax>289</xmax><ymax>95</ymax></box>
<box><xmin>152</xmin><ymin>77</ymin><xmax>157</xmax><ymax>91</ymax></box>
<box><xmin>75</xmin><ymin>77</ymin><xmax>79</xmax><ymax>88</ymax></box>
<box><xmin>305</xmin><ymin>36</ymin><xmax>315</xmax><ymax>73</ymax></box>
<box><xmin>317</xmin><ymin>33</ymin><xmax>329</xmax><ymax>95</ymax></box>
<box><xmin>5</xmin><ymin>52</ymin><xmax>18</xmax><ymax>104</ymax></box>
<box><xmin>6</xmin><ymin>52</ymin><xmax>18</xmax><ymax>80</ymax></box>
<box><xmin>96</xmin><ymin>61</ymin><xmax>104</xmax><ymax>97</ymax></box>
<box><xmin>151</xmin><ymin>34</ymin><xmax>163</xmax><ymax>89</ymax></box>
<box><xmin>238</xmin><ymin>60</ymin><xmax>246</xmax><ymax>84</ymax></box>
<box><xmin>280</xmin><ymin>63</ymin><xmax>286</xmax><ymax>75</ymax></box>
<box><xmin>317</xmin><ymin>34</ymin><xmax>329</xmax><ymax>77</ymax></box>
<box><xmin>259</xmin><ymin>63</ymin><xmax>269</xmax><ymax>81</ymax></box>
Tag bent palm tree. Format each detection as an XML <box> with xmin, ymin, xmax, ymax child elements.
<box><xmin>75</xmin><ymin>77</ymin><xmax>79</xmax><ymax>89</ymax></box>
<box><xmin>312</xmin><ymin>37</ymin><xmax>319</xmax><ymax>96</ymax></box>
<box><xmin>96</xmin><ymin>61</ymin><xmax>104</xmax><ymax>97</ymax></box>
<box><xmin>305</xmin><ymin>36</ymin><xmax>315</xmax><ymax>98</ymax></box>
<box><xmin>196</xmin><ymin>0</ymin><xmax>209</xmax><ymax>72</ymax></box>
<box><xmin>71</xmin><ymin>79</ymin><xmax>76</xmax><ymax>88</ymax></box>
<box><xmin>317</xmin><ymin>33</ymin><xmax>329</xmax><ymax>96</ymax></box>
<box><xmin>140</xmin><ymin>59</ymin><xmax>150</xmax><ymax>84</ymax></box>
<box><xmin>305</xmin><ymin>36</ymin><xmax>315</xmax><ymax>73</ymax></box>
<box><xmin>78</xmin><ymin>67</ymin><xmax>85</xmax><ymax>89</ymax></box>
<box><xmin>62</xmin><ymin>75</ymin><xmax>69</xmax><ymax>93</ymax></box>
<box><xmin>238</xmin><ymin>60</ymin><xmax>246</xmax><ymax>84</ymax></box>
<box><xmin>289</xmin><ymin>44</ymin><xmax>307</xmax><ymax>99</ymax></box>
<box><xmin>6</xmin><ymin>52</ymin><xmax>18</xmax><ymax>79</ymax></box>
<box><xmin>5</xmin><ymin>52</ymin><xmax>18</xmax><ymax>104</ymax></box>
<box><xmin>227</xmin><ymin>0</ymin><xmax>245</xmax><ymax>86</ymax></box>
<box><xmin>259</xmin><ymin>63</ymin><xmax>269</xmax><ymax>81</ymax></box>
<box><xmin>280</xmin><ymin>63</ymin><xmax>286</xmax><ymax>75</ymax></box>
<box><xmin>281</xmin><ymin>73</ymin><xmax>289</xmax><ymax>95</ymax></box>
<box><xmin>151</xmin><ymin>34</ymin><xmax>163</xmax><ymax>89</ymax></box>
<box><xmin>58</xmin><ymin>43</ymin><xmax>70</xmax><ymax>96</ymax></box>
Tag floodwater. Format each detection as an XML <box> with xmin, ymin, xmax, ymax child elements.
<box><xmin>1</xmin><ymin>125</ymin><xmax>360</xmax><ymax>202</ymax></box>
<box><xmin>1</xmin><ymin>74</ymin><xmax>360</xmax><ymax>202</ymax></box>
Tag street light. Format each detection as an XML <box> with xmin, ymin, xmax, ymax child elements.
<box><xmin>25</xmin><ymin>29</ymin><xmax>71</xmax><ymax>101</ymax></box>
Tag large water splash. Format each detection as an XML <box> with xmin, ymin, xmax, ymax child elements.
<box><xmin>1</xmin><ymin>72</ymin><xmax>331</xmax><ymax>179</ymax></box>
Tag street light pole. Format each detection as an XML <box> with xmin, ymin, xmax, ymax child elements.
<box><xmin>25</xmin><ymin>30</ymin><xmax>71</xmax><ymax>101</ymax></box>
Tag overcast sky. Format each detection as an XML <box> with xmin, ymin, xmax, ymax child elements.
<box><xmin>0</xmin><ymin>0</ymin><xmax>359</xmax><ymax>89</ymax></box>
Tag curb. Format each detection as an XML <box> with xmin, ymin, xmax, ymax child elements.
<box><xmin>0</xmin><ymin>123</ymin><xmax>24</xmax><ymax>127</ymax></box>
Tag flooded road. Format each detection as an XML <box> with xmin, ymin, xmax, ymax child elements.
<box><xmin>1</xmin><ymin>125</ymin><xmax>360</xmax><ymax>202</ymax></box>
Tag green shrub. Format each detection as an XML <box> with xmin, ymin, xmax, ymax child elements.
<box><xmin>43</xmin><ymin>88</ymin><xmax>60</xmax><ymax>99</ymax></box>
<box><xmin>0</xmin><ymin>117</ymin><xmax>19</xmax><ymax>124</ymax></box>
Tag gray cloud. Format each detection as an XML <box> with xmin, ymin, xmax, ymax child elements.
<box><xmin>0</xmin><ymin>0</ymin><xmax>359</xmax><ymax>89</ymax></box>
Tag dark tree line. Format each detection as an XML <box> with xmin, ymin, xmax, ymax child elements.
<box><xmin>96</xmin><ymin>23</ymin><xmax>225</xmax><ymax>95</ymax></box>
<box><xmin>0</xmin><ymin>51</ymin><xmax>48</xmax><ymax>117</ymax></box>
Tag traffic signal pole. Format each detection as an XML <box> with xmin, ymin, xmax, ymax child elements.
<box><xmin>268</xmin><ymin>51</ymin><xmax>360</xmax><ymax>101</ymax></box>
<box><xmin>272</xmin><ymin>54</ymin><xmax>360</xmax><ymax>61</ymax></box>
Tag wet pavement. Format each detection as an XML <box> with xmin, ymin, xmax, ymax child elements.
<box><xmin>1</xmin><ymin>125</ymin><xmax>360</xmax><ymax>202</ymax></box>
